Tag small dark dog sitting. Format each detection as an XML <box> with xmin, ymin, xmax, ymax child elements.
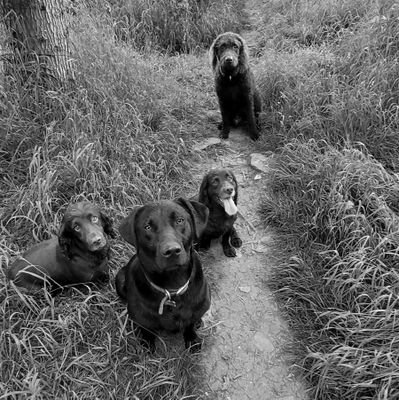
<box><xmin>115</xmin><ymin>198</ymin><xmax>211</xmax><ymax>352</ymax></box>
<box><xmin>209</xmin><ymin>31</ymin><xmax>262</xmax><ymax>140</ymax></box>
<box><xmin>197</xmin><ymin>169</ymin><xmax>242</xmax><ymax>257</ymax></box>
<box><xmin>8</xmin><ymin>201</ymin><xmax>115</xmax><ymax>292</ymax></box>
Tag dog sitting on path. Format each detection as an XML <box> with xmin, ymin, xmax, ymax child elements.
<box><xmin>8</xmin><ymin>201</ymin><xmax>115</xmax><ymax>292</ymax></box>
<box><xmin>197</xmin><ymin>169</ymin><xmax>242</xmax><ymax>257</ymax></box>
<box><xmin>209</xmin><ymin>31</ymin><xmax>262</xmax><ymax>140</ymax></box>
<box><xmin>115</xmin><ymin>198</ymin><xmax>211</xmax><ymax>352</ymax></box>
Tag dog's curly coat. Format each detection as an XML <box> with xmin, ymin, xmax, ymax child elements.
<box><xmin>210</xmin><ymin>32</ymin><xmax>262</xmax><ymax>140</ymax></box>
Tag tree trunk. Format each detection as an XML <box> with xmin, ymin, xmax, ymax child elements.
<box><xmin>1</xmin><ymin>0</ymin><xmax>74</xmax><ymax>87</ymax></box>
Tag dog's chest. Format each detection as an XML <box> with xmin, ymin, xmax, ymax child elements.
<box><xmin>207</xmin><ymin>208</ymin><xmax>237</xmax><ymax>235</ymax></box>
<box><xmin>159</xmin><ymin>300</ymin><xmax>193</xmax><ymax>331</ymax></box>
<box><xmin>70</xmin><ymin>254</ymin><xmax>109</xmax><ymax>282</ymax></box>
<box><xmin>131</xmin><ymin>281</ymin><xmax>196</xmax><ymax>331</ymax></box>
<box><xmin>218</xmin><ymin>83</ymin><xmax>243</xmax><ymax>101</ymax></box>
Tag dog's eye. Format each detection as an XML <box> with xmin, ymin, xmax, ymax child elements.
<box><xmin>144</xmin><ymin>224</ymin><xmax>151</xmax><ymax>231</ymax></box>
<box><xmin>91</xmin><ymin>216</ymin><xmax>99</xmax><ymax>224</ymax></box>
<box><xmin>73</xmin><ymin>224</ymin><xmax>81</xmax><ymax>232</ymax></box>
<box><xmin>176</xmin><ymin>217</ymin><xmax>185</xmax><ymax>225</ymax></box>
<box><xmin>211</xmin><ymin>177</ymin><xmax>219</xmax><ymax>186</ymax></box>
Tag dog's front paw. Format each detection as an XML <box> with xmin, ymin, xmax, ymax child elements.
<box><xmin>185</xmin><ymin>335</ymin><xmax>203</xmax><ymax>353</ymax></box>
<box><xmin>184</xmin><ymin>325</ymin><xmax>203</xmax><ymax>353</ymax></box>
<box><xmin>95</xmin><ymin>271</ymin><xmax>110</xmax><ymax>284</ymax></box>
<box><xmin>219</xmin><ymin>127</ymin><xmax>230</xmax><ymax>139</ymax></box>
<box><xmin>219</xmin><ymin>132</ymin><xmax>229</xmax><ymax>140</ymax></box>
<box><xmin>223</xmin><ymin>245</ymin><xmax>236</xmax><ymax>257</ymax></box>
<box><xmin>249</xmin><ymin>130</ymin><xmax>260</xmax><ymax>141</ymax></box>
<box><xmin>138</xmin><ymin>327</ymin><xmax>156</xmax><ymax>353</ymax></box>
<box><xmin>231</xmin><ymin>236</ymin><xmax>242</xmax><ymax>248</ymax></box>
<box><xmin>140</xmin><ymin>337</ymin><xmax>156</xmax><ymax>353</ymax></box>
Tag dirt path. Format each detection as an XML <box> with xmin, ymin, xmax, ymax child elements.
<box><xmin>193</xmin><ymin>131</ymin><xmax>308</xmax><ymax>400</ymax></box>
<box><xmin>187</xmin><ymin>2</ymin><xmax>309</xmax><ymax>398</ymax></box>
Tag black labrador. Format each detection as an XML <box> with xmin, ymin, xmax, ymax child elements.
<box><xmin>115</xmin><ymin>198</ymin><xmax>211</xmax><ymax>352</ymax></box>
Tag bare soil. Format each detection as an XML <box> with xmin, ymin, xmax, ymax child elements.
<box><xmin>193</xmin><ymin>130</ymin><xmax>308</xmax><ymax>400</ymax></box>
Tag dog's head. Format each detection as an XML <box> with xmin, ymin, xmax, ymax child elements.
<box><xmin>119</xmin><ymin>199</ymin><xmax>209</xmax><ymax>272</ymax></box>
<box><xmin>199</xmin><ymin>169</ymin><xmax>238</xmax><ymax>216</ymax></box>
<box><xmin>209</xmin><ymin>32</ymin><xmax>249</xmax><ymax>76</ymax></box>
<box><xmin>59</xmin><ymin>201</ymin><xmax>115</xmax><ymax>258</ymax></box>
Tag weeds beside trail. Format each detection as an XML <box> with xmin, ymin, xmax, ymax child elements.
<box><xmin>262</xmin><ymin>140</ymin><xmax>399</xmax><ymax>399</ymax></box>
<box><xmin>255</xmin><ymin>0</ymin><xmax>399</xmax><ymax>170</ymax></box>
<box><xmin>257</xmin><ymin>0</ymin><xmax>399</xmax><ymax>398</ymax></box>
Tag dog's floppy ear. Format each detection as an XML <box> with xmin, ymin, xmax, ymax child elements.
<box><xmin>232</xmin><ymin>173</ymin><xmax>239</xmax><ymax>205</ymax></box>
<box><xmin>119</xmin><ymin>206</ymin><xmax>142</xmax><ymax>247</ymax></box>
<box><xmin>101</xmin><ymin>211</ymin><xmax>117</xmax><ymax>238</ymax></box>
<box><xmin>237</xmin><ymin>34</ymin><xmax>249</xmax><ymax>75</ymax></box>
<box><xmin>209</xmin><ymin>35</ymin><xmax>220</xmax><ymax>71</ymax></box>
<box><xmin>58</xmin><ymin>219</ymin><xmax>73</xmax><ymax>259</ymax></box>
<box><xmin>198</xmin><ymin>174</ymin><xmax>211</xmax><ymax>207</ymax></box>
<box><xmin>175</xmin><ymin>197</ymin><xmax>209</xmax><ymax>241</ymax></box>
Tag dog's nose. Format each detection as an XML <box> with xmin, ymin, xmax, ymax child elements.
<box><xmin>90</xmin><ymin>234</ymin><xmax>104</xmax><ymax>247</ymax></box>
<box><xmin>161</xmin><ymin>244</ymin><xmax>182</xmax><ymax>258</ymax></box>
<box><xmin>92</xmin><ymin>237</ymin><xmax>102</xmax><ymax>246</ymax></box>
<box><xmin>225</xmin><ymin>56</ymin><xmax>233</xmax><ymax>63</ymax></box>
<box><xmin>225</xmin><ymin>187</ymin><xmax>233</xmax><ymax>195</ymax></box>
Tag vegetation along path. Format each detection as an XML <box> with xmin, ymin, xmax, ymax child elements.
<box><xmin>192</xmin><ymin>130</ymin><xmax>307</xmax><ymax>400</ymax></box>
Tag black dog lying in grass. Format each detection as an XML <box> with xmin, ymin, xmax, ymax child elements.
<box><xmin>197</xmin><ymin>169</ymin><xmax>242</xmax><ymax>257</ymax></box>
<box><xmin>115</xmin><ymin>198</ymin><xmax>211</xmax><ymax>352</ymax></box>
<box><xmin>8</xmin><ymin>201</ymin><xmax>115</xmax><ymax>292</ymax></box>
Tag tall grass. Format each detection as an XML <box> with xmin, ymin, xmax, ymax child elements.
<box><xmin>0</xmin><ymin>1</ymin><xmax>218</xmax><ymax>398</ymax></box>
<box><xmin>1</xmin><ymin>2</ymin><xmax>216</xmax><ymax>246</ymax></box>
<box><xmin>257</xmin><ymin>0</ymin><xmax>382</xmax><ymax>49</ymax></box>
<box><xmin>255</xmin><ymin>1</ymin><xmax>399</xmax><ymax>398</ymax></box>
<box><xmin>255</xmin><ymin>0</ymin><xmax>399</xmax><ymax>170</ymax></box>
<box><xmin>0</xmin><ymin>282</ymin><xmax>204</xmax><ymax>399</ymax></box>
<box><xmin>106</xmin><ymin>0</ymin><xmax>246</xmax><ymax>53</ymax></box>
<box><xmin>262</xmin><ymin>139</ymin><xmax>399</xmax><ymax>399</ymax></box>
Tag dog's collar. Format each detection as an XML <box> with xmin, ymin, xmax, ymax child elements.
<box><xmin>142</xmin><ymin>268</ymin><xmax>193</xmax><ymax>315</ymax></box>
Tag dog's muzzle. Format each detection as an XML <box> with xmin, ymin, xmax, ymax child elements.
<box><xmin>220</xmin><ymin>53</ymin><xmax>239</xmax><ymax>73</ymax></box>
<box><xmin>88</xmin><ymin>234</ymin><xmax>107</xmax><ymax>252</ymax></box>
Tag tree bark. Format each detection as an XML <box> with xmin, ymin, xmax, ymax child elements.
<box><xmin>1</xmin><ymin>0</ymin><xmax>74</xmax><ymax>87</ymax></box>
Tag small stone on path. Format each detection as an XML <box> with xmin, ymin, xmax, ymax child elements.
<box><xmin>238</xmin><ymin>286</ymin><xmax>251</xmax><ymax>293</ymax></box>
<box><xmin>253</xmin><ymin>332</ymin><xmax>274</xmax><ymax>352</ymax></box>
<box><xmin>248</xmin><ymin>153</ymin><xmax>271</xmax><ymax>173</ymax></box>
<box><xmin>193</xmin><ymin>137</ymin><xmax>221</xmax><ymax>151</ymax></box>
<box><xmin>206</xmin><ymin>110</ymin><xmax>220</xmax><ymax>123</ymax></box>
